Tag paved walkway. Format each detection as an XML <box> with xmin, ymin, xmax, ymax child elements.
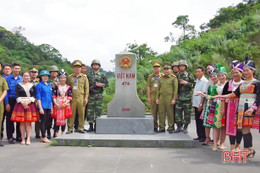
<box><xmin>0</xmin><ymin>119</ymin><xmax>259</xmax><ymax>173</ymax></box>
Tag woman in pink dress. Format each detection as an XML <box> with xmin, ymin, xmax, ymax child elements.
<box><xmin>52</xmin><ymin>69</ymin><xmax>72</xmax><ymax>137</ymax></box>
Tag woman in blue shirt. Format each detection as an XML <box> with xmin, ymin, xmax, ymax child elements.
<box><xmin>36</xmin><ymin>70</ymin><xmax>53</xmax><ymax>143</ymax></box>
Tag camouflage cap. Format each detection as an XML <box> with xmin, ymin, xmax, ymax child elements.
<box><xmin>91</xmin><ymin>59</ymin><xmax>101</xmax><ymax>66</ymax></box>
<box><xmin>72</xmin><ymin>60</ymin><xmax>83</xmax><ymax>67</ymax></box>
<box><xmin>172</xmin><ymin>61</ymin><xmax>179</xmax><ymax>67</ymax></box>
<box><xmin>49</xmin><ymin>65</ymin><xmax>59</xmax><ymax>72</ymax></box>
<box><xmin>152</xmin><ymin>60</ymin><xmax>162</xmax><ymax>67</ymax></box>
<box><xmin>163</xmin><ymin>62</ymin><xmax>172</xmax><ymax>69</ymax></box>
<box><xmin>178</xmin><ymin>60</ymin><xmax>188</xmax><ymax>67</ymax></box>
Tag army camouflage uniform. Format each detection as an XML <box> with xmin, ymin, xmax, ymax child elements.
<box><xmin>87</xmin><ymin>71</ymin><xmax>108</xmax><ymax>124</ymax></box>
<box><xmin>175</xmin><ymin>65</ymin><xmax>195</xmax><ymax>132</ymax></box>
<box><xmin>49</xmin><ymin>78</ymin><xmax>59</xmax><ymax>89</ymax></box>
<box><xmin>156</xmin><ymin>64</ymin><xmax>178</xmax><ymax>132</ymax></box>
<box><xmin>0</xmin><ymin>75</ymin><xmax>9</xmax><ymax>140</ymax></box>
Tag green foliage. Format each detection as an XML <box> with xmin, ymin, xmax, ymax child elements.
<box><xmin>127</xmin><ymin>1</ymin><xmax>260</xmax><ymax>112</ymax></box>
<box><xmin>165</xmin><ymin>15</ymin><xmax>196</xmax><ymax>43</ymax></box>
<box><xmin>0</xmin><ymin>26</ymin><xmax>73</xmax><ymax>74</ymax></box>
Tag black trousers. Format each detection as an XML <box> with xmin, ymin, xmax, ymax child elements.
<box><xmin>40</xmin><ymin>109</ymin><xmax>51</xmax><ymax>138</ymax></box>
<box><xmin>229</xmin><ymin>131</ymin><xmax>243</xmax><ymax>145</ymax></box>
<box><xmin>6</xmin><ymin>97</ymin><xmax>21</xmax><ymax>140</ymax></box>
<box><xmin>194</xmin><ymin>107</ymin><xmax>206</xmax><ymax>139</ymax></box>
<box><xmin>54</xmin><ymin>119</ymin><xmax>66</xmax><ymax>133</ymax></box>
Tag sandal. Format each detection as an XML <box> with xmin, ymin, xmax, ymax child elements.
<box><xmin>202</xmin><ymin>137</ymin><xmax>211</xmax><ymax>145</ymax></box>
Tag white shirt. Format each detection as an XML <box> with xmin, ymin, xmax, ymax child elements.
<box><xmin>192</xmin><ymin>75</ymin><xmax>209</xmax><ymax>108</ymax></box>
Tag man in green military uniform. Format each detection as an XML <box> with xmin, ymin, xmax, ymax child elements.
<box><xmin>156</xmin><ymin>63</ymin><xmax>178</xmax><ymax>133</ymax></box>
<box><xmin>146</xmin><ymin>60</ymin><xmax>162</xmax><ymax>132</ymax></box>
<box><xmin>172</xmin><ymin>61</ymin><xmax>179</xmax><ymax>76</ymax></box>
<box><xmin>174</xmin><ymin>60</ymin><xmax>195</xmax><ymax>134</ymax></box>
<box><xmin>29</xmin><ymin>66</ymin><xmax>41</xmax><ymax>138</ymax></box>
<box><xmin>0</xmin><ymin>61</ymin><xmax>9</xmax><ymax>146</ymax></box>
<box><xmin>49</xmin><ymin>65</ymin><xmax>59</xmax><ymax>88</ymax></box>
<box><xmin>86</xmin><ymin>59</ymin><xmax>108</xmax><ymax>132</ymax></box>
<box><xmin>48</xmin><ymin>65</ymin><xmax>59</xmax><ymax>138</ymax></box>
<box><xmin>66</xmin><ymin>60</ymin><xmax>89</xmax><ymax>134</ymax></box>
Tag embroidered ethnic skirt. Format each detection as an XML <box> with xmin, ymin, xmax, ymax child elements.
<box><xmin>51</xmin><ymin>98</ymin><xmax>72</xmax><ymax>126</ymax></box>
<box><xmin>11</xmin><ymin>103</ymin><xmax>39</xmax><ymax>122</ymax></box>
<box><xmin>236</xmin><ymin>93</ymin><xmax>258</xmax><ymax>130</ymax></box>
<box><xmin>226</xmin><ymin>98</ymin><xmax>239</xmax><ymax>136</ymax></box>
<box><xmin>203</xmin><ymin>101</ymin><xmax>216</xmax><ymax>128</ymax></box>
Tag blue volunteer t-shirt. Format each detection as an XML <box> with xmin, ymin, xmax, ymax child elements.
<box><xmin>36</xmin><ymin>81</ymin><xmax>53</xmax><ymax>109</ymax></box>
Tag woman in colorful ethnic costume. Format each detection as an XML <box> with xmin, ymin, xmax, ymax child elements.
<box><xmin>11</xmin><ymin>71</ymin><xmax>39</xmax><ymax>145</ymax></box>
<box><xmin>199</xmin><ymin>67</ymin><xmax>219</xmax><ymax>146</ymax></box>
<box><xmin>215</xmin><ymin>58</ymin><xmax>259</xmax><ymax>157</ymax></box>
<box><xmin>52</xmin><ymin>69</ymin><xmax>72</xmax><ymax>137</ymax></box>
<box><xmin>222</xmin><ymin>61</ymin><xmax>244</xmax><ymax>152</ymax></box>
<box><xmin>212</xmin><ymin>64</ymin><xmax>227</xmax><ymax>151</ymax></box>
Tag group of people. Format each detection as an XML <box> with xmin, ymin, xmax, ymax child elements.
<box><xmin>147</xmin><ymin>57</ymin><xmax>259</xmax><ymax>157</ymax></box>
<box><xmin>0</xmin><ymin>59</ymin><xmax>108</xmax><ymax>146</ymax></box>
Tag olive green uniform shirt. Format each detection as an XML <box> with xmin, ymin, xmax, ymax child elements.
<box><xmin>146</xmin><ymin>73</ymin><xmax>162</xmax><ymax>101</ymax></box>
<box><xmin>67</xmin><ymin>73</ymin><xmax>89</xmax><ymax>100</ymax></box>
<box><xmin>0</xmin><ymin>76</ymin><xmax>8</xmax><ymax>112</ymax></box>
<box><xmin>157</xmin><ymin>74</ymin><xmax>178</xmax><ymax>101</ymax></box>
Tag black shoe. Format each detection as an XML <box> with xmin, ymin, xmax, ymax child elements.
<box><xmin>193</xmin><ymin>137</ymin><xmax>200</xmax><ymax>140</ymax></box>
<box><xmin>8</xmin><ymin>138</ymin><xmax>15</xmax><ymax>144</ymax></box>
<box><xmin>199</xmin><ymin>138</ymin><xmax>206</xmax><ymax>142</ymax></box>
<box><xmin>77</xmin><ymin>130</ymin><xmax>85</xmax><ymax>134</ymax></box>
<box><xmin>154</xmin><ymin>128</ymin><xmax>158</xmax><ymax>132</ymax></box>
<box><xmin>84</xmin><ymin>129</ymin><xmax>88</xmax><ymax>132</ymax></box>
<box><xmin>47</xmin><ymin>135</ymin><xmax>51</xmax><ymax>139</ymax></box>
<box><xmin>182</xmin><ymin>125</ymin><xmax>188</xmax><ymax>134</ymax></box>
<box><xmin>0</xmin><ymin>142</ymin><xmax>3</xmax><ymax>147</ymax></box>
<box><xmin>86</xmin><ymin>124</ymin><xmax>94</xmax><ymax>132</ymax></box>
<box><xmin>173</xmin><ymin>128</ymin><xmax>182</xmax><ymax>133</ymax></box>
<box><xmin>66</xmin><ymin>131</ymin><xmax>73</xmax><ymax>134</ymax></box>
<box><xmin>35</xmin><ymin>135</ymin><xmax>41</xmax><ymax>139</ymax></box>
<box><xmin>183</xmin><ymin>128</ymin><xmax>188</xmax><ymax>134</ymax></box>
<box><xmin>156</xmin><ymin>129</ymin><xmax>165</xmax><ymax>133</ymax></box>
<box><xmin>168</xmin><ymin>130</ymin><xmax>174</xmax><ymax>134</ymax></box>
<box><xmin>16</xmin><ymin>138</ymin><xmax>22</xmax><ymax>142</ymax></box>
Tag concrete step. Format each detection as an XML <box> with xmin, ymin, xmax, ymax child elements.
<box><xmin>53</xmin><ymin>131</ymin><xmax>195</xmax><ymax>148</ymax></box>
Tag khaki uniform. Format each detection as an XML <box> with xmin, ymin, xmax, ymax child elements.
<box><xmin>146</xmin><ymin>73</ymin><xmax>162</xmax><ymax>129</ymax></box>
<box><xmin>0</xmin><ymin>76</ymin><xmax>9</xmax><ymax>140</ymax></box>
<box><xmin>67</xmin><ymin>73</ymin><xmax>89</xmax><ymax>131</ymax></box>
<box><xmin>157</xmin><ymin>74</ymin><xmax>178</xmax><ymax>130</ymax></box>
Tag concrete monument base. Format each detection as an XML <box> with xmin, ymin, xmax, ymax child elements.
<box><xmin>96</xmin><ymin>115</ymin><xmax>154</xmax><ymax>134</ymax></box>
<box><xmin>53</xmin><ymin>132</ymin><xmax>195</xmax><ymax>148</ymax></box>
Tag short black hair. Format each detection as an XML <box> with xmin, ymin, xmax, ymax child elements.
<box><xmin>196</xmin><ymin>66</ymin><xmax>205</xmax><ymax>72</ymax></box>
<box><xmin>12</xmin><ymin>62</ymin><xmax>20</xmax><ymax>67</ymax></box>
<box><xmin>3</xmin><ymin>64</ymin><xmax>12</xmax><ymax>69</ymax></box>
<box><xmin>206</xmin><ymin>63</ymin><xmax>216</xmax><ymax>68</ymax></box>
<box><xmin>22</xmin><ymin>71</ymin><xmax>30</xmax><ymax>76</ymax></box>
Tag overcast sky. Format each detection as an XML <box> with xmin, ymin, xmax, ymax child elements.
<box><xmin>0</xmin><ymin>0</ymin><xmax>242</xmax><ymax>71</ymax></box>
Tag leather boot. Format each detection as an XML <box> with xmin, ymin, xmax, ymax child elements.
<box><xmin>173</xmin><ymin>124</ymin><xmax>182</xmax><ymax>133</ymax></box>
<box><xmin>86</xmin><ymin>123</ymin><xmax>94</xmax><ymax>132</ymax></box>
